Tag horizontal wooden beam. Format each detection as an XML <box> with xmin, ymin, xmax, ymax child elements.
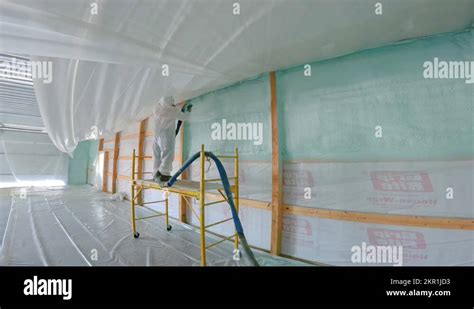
<box><xmin>284</xmin><ymin>157</ymin><xmax>474</xmax><ymax>164</ymax></box>
<box><xmin>284</xmin><ymin>205</ymin><xmax>474</xmax><ymax>230</ymax></box>
<box><xmin>107</xmin><ymin>172</ymin><xmax>133</xmax><ymax>179</ymax></box>
<box><xmin>102</xmin><ymin>176</ymin><xmax>473</xmax><ymax>230</ymax></box>
<box><xmin>118</xmin><ymin>155</ymin><xmax>178</xmax><ymax>161</ymax></box>
<box><xmin>104</xmin><ymin>130</ymin><xmax>154</xmax><ymax>143</ymax></box>
<box><xmin>205</xmin><ymin>192</ymin><xmax>474</xmax><ymax>230</ymax></box>
<box><xmin>205</xmin><ymin>192</ymin><xmax>271</xmax><ymax>211</ymax></box>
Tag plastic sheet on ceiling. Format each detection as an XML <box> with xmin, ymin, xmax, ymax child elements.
<box><xmin>0</xmin><ymin>186</ymin><xmax>305</xmax><ymax>266</ymax></box>
<box><xmin>0</xmin><ymin>0</ymin><xmax>473</xmax><ymax>153</ymax></box>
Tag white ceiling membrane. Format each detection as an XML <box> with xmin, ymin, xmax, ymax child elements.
<box><xmin>0</xmin><ymin>0</ymin><xmax>472</xmax><ymax>153</ymax></box>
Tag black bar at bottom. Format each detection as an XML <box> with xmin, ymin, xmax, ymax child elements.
<box><xmin>0</xmin><ymin>267</ymin><xmax>472</xmax><ymax>306</ymax></box>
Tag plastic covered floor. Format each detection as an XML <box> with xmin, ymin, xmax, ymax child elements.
<box><xmin>0</xmin><ymin>185</ymin><xmax>306</xmax><ymax>266</ymax></box>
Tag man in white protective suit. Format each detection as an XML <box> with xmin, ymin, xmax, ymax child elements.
<box><xmin>152</xmin><ymin>96</ymin><xmax>192</xmax><ymax>183</ymax></box>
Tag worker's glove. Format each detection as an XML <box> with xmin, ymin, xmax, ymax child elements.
<box><xmin>184</xmin><ymin>103</ymin><xmax>193</xmax><ymax>113</ymax></box>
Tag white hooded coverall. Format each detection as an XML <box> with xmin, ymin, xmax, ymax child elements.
<box><xmin>152</xmin><ymin>97</ymin><xmax>189</xmax><ymax>177</ymax></box>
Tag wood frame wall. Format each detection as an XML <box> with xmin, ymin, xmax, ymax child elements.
<box><xmin>98</xmin><ymin>72</ymin><xmax>474</xmax><ymax>262</ymax></box>
<box><xmin>97</xmin><ymin>129</ymin><xmax>474</xmax><ymax>232</ymax></box>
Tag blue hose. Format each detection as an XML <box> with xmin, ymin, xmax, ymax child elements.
<box><xmin>167</xmin><ymin>151</ymin><xmax>259</xmax><ymax>266</ymax></box>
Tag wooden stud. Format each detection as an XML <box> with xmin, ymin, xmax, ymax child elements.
<box><xmin>111</xmin><ymin>132</ymin><xmax>121</xmax><ymax>194</ymax></box>
<box><xmin>102</xmin><ymin>151</ymin><xmax>109</xmax><ymax>192</ymax></box>
<box><xmin>137</xmin><ymin>119</ymin><xmax>147</xmax><ymax>205</ymax></box>
<box><xmin>98</xmin><ymin>138</ymin><xmax>104</xmax><ymax>151</ymax></box>
<box><xmin>270</xmin><ymin>71</ymin><xmax>283</xmax><ymax>256</ymax></box>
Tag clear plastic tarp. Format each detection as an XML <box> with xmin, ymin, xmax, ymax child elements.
<box><xmin>0</xmin><ymin>0</ymin><xmax>472</xmax><ymax>153</ymax></box>
<box><xmin>0</xmin><ymin>130</ymin><xmax>68</xmax><ymax>188</ymax></box>
<box><xmin>0</xmin><ymin>186</ymin><xmax>305</xmax><ymax>266</ymax></box>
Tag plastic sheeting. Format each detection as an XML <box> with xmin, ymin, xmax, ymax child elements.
<box><xmin>283</xmin><ymin>161</ymin><xmax>473</xmax><ymax>217</ymax></box>
<box><xmin>0</xmin><ymin>130</ymin><xmax>68</xmax><ymax>187</ymax></box>
<box><xmin>0</xmin><ymin>0</ymin><xmax>473</xmax><ymax>153</ymax></box>
<box><xmin>281</xmin><ymin>214</ymin><xmax>474</xmax><ymax>266</ymax></box>
<box><xmin>0</xmin><ymin>185</ymin><xmax>305</xmax><ymax>266</ymax></box>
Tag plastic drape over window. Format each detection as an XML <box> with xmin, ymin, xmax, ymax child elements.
<box><xmin>0</xmin><ymin>131</ymin><xmax>68</xmax><ymax>187</ymax></box>
<box><xmin>0</xmin><ymin>0</ymin><xmax>473</xmax><ymax>153</ymax></box>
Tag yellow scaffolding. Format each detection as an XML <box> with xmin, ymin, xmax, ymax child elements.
<box><xmin>130</xmin><ymin>144</ymin><xmax>240</xmax><ymax>266</ymax></box>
